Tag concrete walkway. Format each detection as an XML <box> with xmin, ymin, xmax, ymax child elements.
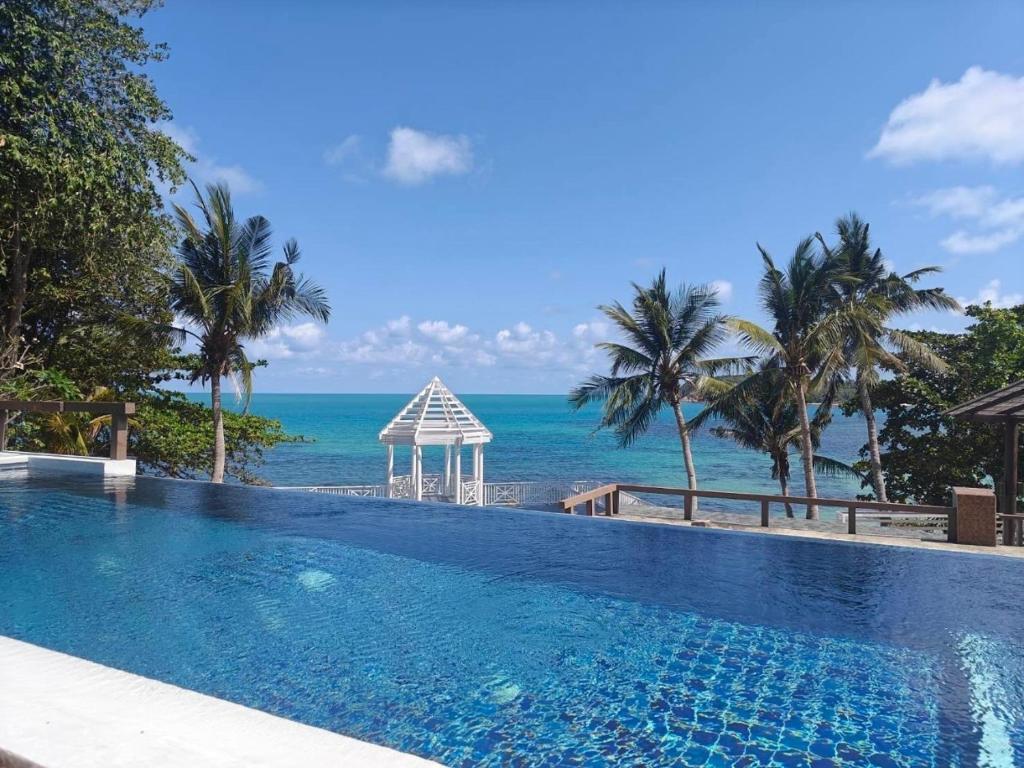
<box><xmin>0</xmin><ymin>636</ymin><xmax>442</xmax><ymax>768</ymax></box>
<box><xmin>615</xmin><ymin>503</ymin><xmax>1024</xmax><ymax>558</ymax></box>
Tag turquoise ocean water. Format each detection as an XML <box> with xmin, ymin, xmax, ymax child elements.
<box><xmin>217</xmin><ymin>394</ymin><xmax>869</xmax><ymax>502</ymax></box>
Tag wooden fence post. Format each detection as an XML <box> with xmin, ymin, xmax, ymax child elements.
<box><xmin>847</xmin><ymin>505</ymin><xmax>857</xmax><ymax>535</ymax></box>
<box><xmin>760</xmin><ymin>499</ymin><xmax>769</xmax><ymax>527</ymax></box>
<box><xmin>683</xmin><ymin>493</ymin><xmax>693</xmax><ymax>521</ymax></box>
<box><xmin>110</xmin><ymin>410</ymin><xmax>129</xmax><ymax>461</ymax></box>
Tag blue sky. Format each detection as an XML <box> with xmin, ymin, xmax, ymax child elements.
<box><xmin>147</xmin><ymin>1</ymin><xmax>1024</xmax><ymax>394</ymax></box>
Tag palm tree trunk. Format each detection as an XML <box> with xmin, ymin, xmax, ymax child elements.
<box><xmin>210</xmin><ymin>375</ymin><xmax>226</xmax><ymax>483</ymax></box>
<box><xmin>858</xmin><ymin>377</ymin><xmax>887</xmax><ymax>502</ymax></box>
<box><xmin>671</xmin><ymin>402</ymin><xmax>698</xmax><ymax>515</ymax></box>
<box><xmin>793</xmin><ymin>379</ymin><xmax>819</xmax><ymax>519</ymax></box>
<box><xmin>777</xmin><ymin>454</ymin><xmax>795</xmax><ymax>518</ymax></box>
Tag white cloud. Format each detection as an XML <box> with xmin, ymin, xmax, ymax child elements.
<box><xmin>160</xmin><ymin>123</ymin><xmax>263</xmax><ymax>194</ymax></box>
<box><xmin>495</xmin><ymin>323</ymin><xmax>557</xmax><ymax>359</ymax></box>
<box><xmin>248</xmin><ymin>323</ymin><xmax>327</xmax><ymax>359</ymax></box>
<box><xmin>337</xmin><ymin>316</ymin><xmax>492</xmax><ymax>368</ymax></box>
<box><xmin>870</xmin><ymin>67</ymin><xmax>1024</xmax><ymax>165</ymax></box>
<box><xmin>387</xmin><ymin>315</ymin><xmax>412</xmax><ymax>335</ymax></box>
<box><xmin>326</xmin><ymin>314</ymin><xmax>618</xmax><ymax>376</ymax></box>
<box><xmin>417</xmin><ymin>320</ymin><xmax>470</xmax><ymax>344</ymax></box>
<box><xmin>323</xmin><ymin>135</ymin><xmax>362</xmax><ymax>165</ymax></box>
<box><xmin>913</xmin><ymin>186</ymin><xmax>998</xmax><ymax>219</ymax></box>
<box><xmin>710</xmin><ymin>279</ymin><xmax>733</xmax><ymax>301</ymax></box>
<box><xmin>958</xmin><ymin>279</ymin><xmax>1024</xmax><ymax>309</ymax></box>
<box><xmin>572</xmin><ymin>321</ymin><xmax>608</xmax><ymax>339</ymax></box>
<box><xmin>912</xmin><ymin>185</ymin><xmax>1024</xmax><ymax>254</ymax></box>
<box><xmin>941</xmin><ymin>229</ymin><xmax>1020</xmax><ymax>255</ymax></box>
<box><xmin>383</xmin><ymin>127</ymin><xmax>473</xmax><ymax>185</ymax></box>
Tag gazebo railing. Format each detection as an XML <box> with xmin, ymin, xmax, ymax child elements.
<box><xmin>461</xmin><ymin>479</ymin><xmax>480</xmax><ymax>505</ymax></box>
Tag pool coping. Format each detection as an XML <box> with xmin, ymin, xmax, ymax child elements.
<box><xmin>0</xmin><ymin>636</ymin><xmax>443</xmax><ymax>768</ymax></box>
<box><xmin>613</xmin><ymin>510</ymin><xmax>1024</xmax><ymax>558</ymax></box>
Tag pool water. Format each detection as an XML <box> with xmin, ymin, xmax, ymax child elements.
<box><xmin>1</xmin><ymin>472</ymin><xmax>1022</xmax><ymax>767</ymax></box>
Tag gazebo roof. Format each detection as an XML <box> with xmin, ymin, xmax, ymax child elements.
<box><xmin>379</xmin><ymin>377</ymin><xmax>492</xmax><ymax>446</ymax></box>
<box><xmin>944</xmin><ymin>379</ymin><xmax>1024</xmax><ymax>423</ymax></box>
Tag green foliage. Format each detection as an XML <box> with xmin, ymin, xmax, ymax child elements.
<box><xmin>868</xmin><ymin>305</ymin><xmax>1024</xmax><ymax>504</ymax></box>
<box><xmin>169</xmin><ymin>182</ymin><xmax>330</xmax><ymax>481</ymax></box>
<box><xmin>695</xmin><ymin>363</ymin><xmax>859</xmax><ymax>516</ymax></box>
<box><xmin>0</xmin><ymin>0</ymin><xmax>187</xmax><ymax>377</ymax></box>
<box><xmin>0</xmin><ymin>4</ymin><xmax>301</xmax><ymax>484</ymax></box>
<box><xmin>132</xmin><ymin>391</ymin><xmax>295</xmax><ymax>486</ymax></box>
<box><xmin>170</xmin><ymin>182</ymin><xmax>330</xmax><ymax>400</ymax></box>
<box><xmin>570</xmin><ymin>270</ymin><xmax>743</xmax><ymax>446</ymax></box>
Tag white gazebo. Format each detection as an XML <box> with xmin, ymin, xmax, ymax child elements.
<box><xmin>379</xmin><ymin>377</ymin><xmax>493</xmax><ymax>505</ymax></box>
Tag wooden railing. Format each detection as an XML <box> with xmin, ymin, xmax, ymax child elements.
<box><xmin>559</xmin><ymin>483</ymin><xmax>956</xmax><ymax>538</ymax></box>
<box><xmin>0</xmin><ymin>399</ymin><xmax>135</xmax><ymax>460</ymax></box>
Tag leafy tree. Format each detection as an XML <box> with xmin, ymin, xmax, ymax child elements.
<box><xmin>570</xmin><ymin>271</ymin><xmax>747</xmax><ymax>510</ymax></box>
<box><xmin>692</xmin><ymin>362</ymin><xmax>859</xmax><ymax>516</ymax></box>
<box><xmin>732</xmin><ymin>239</ymin><xmax>852</xmax><ymax>518</ymax></box>
<box><xmin>0</xmin><ymin>0</ymin><xmax>186</xmax><ymax>378</ymax></box>
<box><xmin>131</xmin><ymin>391</ymin><xmax>294</xmax><ymax>486</ymax></box>
<box><xmin>0</xmin><ymin>3</ymin><xmax>302</xmax><ymax>484</ymax></box>
<box><xmin>170</xmin><ymin>182</ymin><xmax>330</xmax><ymax>482</ymax></box>
<box><xmin>820</xmin><ymin>213</ymin><xmax>959</xmax><ymax>501</ymax></box>
<box><xmin>869</xmin><ymin>304</ymin><xmax>1024</xmax><ymax>505</ymax></box>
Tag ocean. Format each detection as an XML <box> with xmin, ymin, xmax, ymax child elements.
<box><xmin>224</xmin><ymin>394</ymin><xmax>869</xmax><ymax>501</ymax></box>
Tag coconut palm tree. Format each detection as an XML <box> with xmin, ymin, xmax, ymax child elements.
<box><xmin>691</xmin><ymin>363</ymin><xmax>859</xmax><ymax>517</ymax></box>
<box><xmin>731</xmin><ymin>238</ymin><xmax>855</xmax><ymax>519</ymax></box>
<box><xmin>570</xmin><ymin>271</ymin><xmax>750</xmax><ymax>512</ymax></box>
<box><xmin>170</xmin><ymin>182</ymin><xmax>330</xmax><ymax>483</ymax></box>
<box><xmin>818</xmin><ymin>214</ymin><xmax>960</xmax><ymax>502</ymax></box>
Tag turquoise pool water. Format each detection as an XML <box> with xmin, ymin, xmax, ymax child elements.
<box><xmin>1</xmin><ymin>472</ymin><xmax>1021</xmax><ymax>766</ymax></box>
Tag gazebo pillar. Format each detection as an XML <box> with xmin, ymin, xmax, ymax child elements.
<box><xmin>417</xmin><ymin>445</ymin><xmax>425</xmax><ymax>501</ymax></box>
<box><xmin>410</xmin><ymin>445</ymin><xmax>419</xmax><ymax>501</ymax></box>
<box><xmin>473</xmin><ymin>443</ymin><xmax>484</xmax><ymax>506</ymax></box>
<box><xmin>444</xmin><ymin>444</ymin><xmax>452</xmax><ymax>496</ymax></box>
<box><xmin>454</xmin><ymin>443</ymin><xmax>462</xmax><ymax>504</ymax></box>
<box><xmin>385</xmin><ymin>444</ymin><xmax>394</xmax><ymax>498</ymax></box>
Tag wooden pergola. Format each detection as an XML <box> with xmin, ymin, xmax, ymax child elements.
<box><xmin>0</xmin><ymin>400</ymin><xmax>135</xmax><ymax>460</ymax></box>
<box><xmin>945</xmin><ymin>379</ymin><xmax>1024</xmax><ymax>515</ymax></box>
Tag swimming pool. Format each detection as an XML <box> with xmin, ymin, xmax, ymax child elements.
<box><xmin>1</xmin><ymin>473</ymin><xmax>1021</xmax><ymax>767</ymax></box>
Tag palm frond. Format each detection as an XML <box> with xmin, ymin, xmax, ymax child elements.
<box><xmin>812</xmin><ymin>454</ymin><xmax>862</xmax><ymax>480</ymax></box>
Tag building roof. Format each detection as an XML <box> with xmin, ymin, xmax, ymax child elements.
<box><xmin>379</xmin><ymin>377</ymin><xmax>493</xmax><ymax>446</ymax></box>
<box><xmin>944</xmin><ymin>379</ymin><xmax>1024</xmax><ymax>422</ymax></box>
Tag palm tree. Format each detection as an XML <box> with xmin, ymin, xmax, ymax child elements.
<box><xmin>39</xmin><ymin>387</ymin><xmax>137</xmax><ymax>456</ymax></box>
<box><xmin>691</xmin><ymin>363</ymin><xmax>859</xmax><ymax>517</ymax></box>
<box><xmin>731</xmin><ymin>238</ymin><xmax>854</xmax><ymax>519</ymax></box>
<box><xmin>570</xmin><ymin>271</ymin><xmax>749</xmax><ymax>512</ymax></box>
<box><xmin>819</xmin><ymin>214</ymin><xmax>960</xmax><ymax>502</ymax></box>
<box><xmin>170</xmin><ymin>182</ymin><xmax>330</xmax><ymax>483</ymax></box>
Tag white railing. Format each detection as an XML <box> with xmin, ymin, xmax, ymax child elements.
<box><xmin>461</xmin><ymin>479</ymin><xmax>480</xmax><ymax>505</ymax></box>
<box><xmin>390</xmin><ymin>474</ymin><xmax>412</xmax><ymax>498</ymax></box>
<box><xmin>482</xmin><ymin>480</ymin><xmax>605</xmax><ymax>507</ymax></box>
<box><xmin>422</xmin><ymin>474</ymin><xmax>442</xmax><ymax>495</ymax></box>
<box><xmin>281</xmin><ymin>478</ymin><xmax>610</xmax><ymax>508</ymax></box>
<box><xmin>286</xmin><ymin>484</ymin><xmax>388</xmax><ymax>498</ymax></box>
